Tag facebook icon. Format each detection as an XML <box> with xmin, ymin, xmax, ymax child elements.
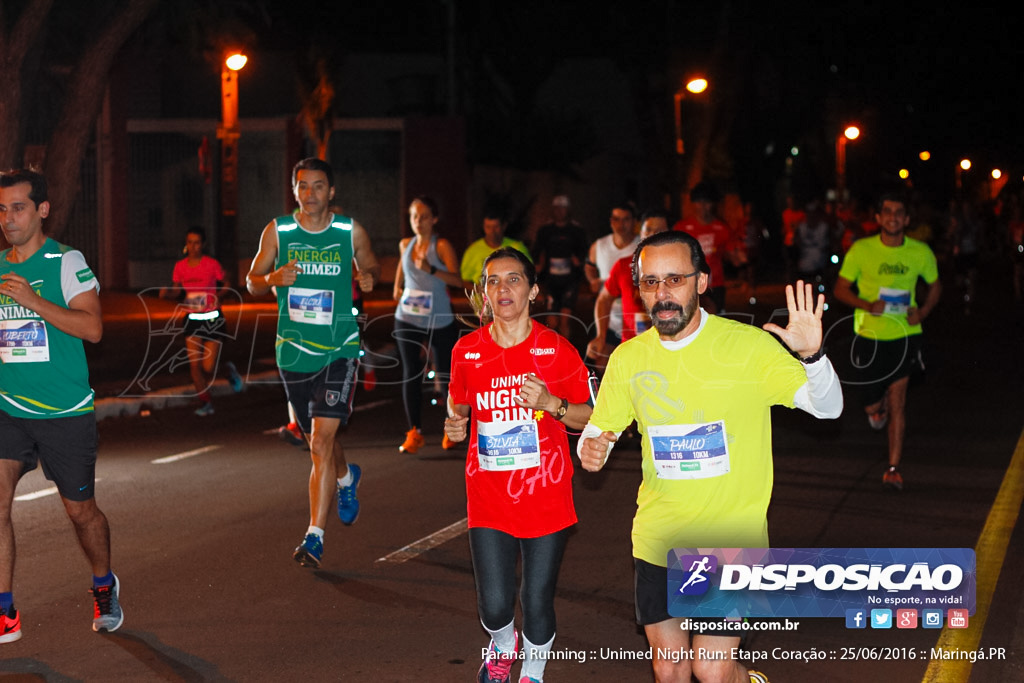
<box><xmin>845</xmin><ymin>609</ymin><xmax>866</xmax><ymax>629</ymax></box>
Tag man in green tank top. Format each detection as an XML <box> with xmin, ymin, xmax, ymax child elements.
<box><xmin>246</xmin><ymin>158</ymin><xmax>379</xmax><ymax>568</ymax></box>
<box><xmin>0</xmin><ymin>169</ymin><xmax>122</xmax><ymax>643</ymax></box>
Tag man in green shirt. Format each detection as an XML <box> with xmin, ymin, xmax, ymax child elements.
<box><xmin>247</xmin><ymin>158</ymin><xmax>380</xmax><ymax>568</ymax></box>
<box><xmin>0</xmin><ymin>169</ymin><xmax>122</xmax><ymax>642</ymax></box>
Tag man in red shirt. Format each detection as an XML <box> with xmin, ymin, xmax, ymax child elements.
<box><xmin>673</xmin><ymin>181</ymin><xmax>734</xmax><ymax>313</ymax></box>
<box><xmin>586</xmin><ymin>209</ymin><xmax>674</xmax><ymax>360</ymax></box>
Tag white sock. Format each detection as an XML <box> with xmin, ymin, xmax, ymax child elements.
<box><xmin>306</xmin><ymin>526</ymin><xmax>324</xmax><ymax>538</ymax></box>
<box><xmin>338</xmin><ymin>469</ymin><xmax>353</xmax><ymax>487</ymax></box>
<box><xmin>483</xmin><ymin>619</ymin><xmax>517</xmax><ymax>654</ymax></box>
<box><xmin>520</xmin><ymin>633</ymin><xmax>554</xmax><ymax>681</ymax></box>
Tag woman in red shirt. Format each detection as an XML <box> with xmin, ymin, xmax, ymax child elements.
<box><xmin>445</xmin><ymin>247</ymin><xmax>592</xmax><ymax>683</ymax></box>
<box><xmin>160</xmin><ymin>227</ymin><xmax>242</xmax><ymax>416</ymax></box>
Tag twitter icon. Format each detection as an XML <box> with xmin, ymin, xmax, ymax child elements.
<box><xmin>870</xmin><ymin>609</ymin><xmax>892</xmax><ymax>629</ymax></box>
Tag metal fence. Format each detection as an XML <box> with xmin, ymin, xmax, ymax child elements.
<box><xmin>124</xmin><ymin>119</ymin><xmax>402</xmax><ymax>288</ymax></box>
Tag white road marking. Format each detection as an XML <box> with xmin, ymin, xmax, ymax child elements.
<box><xmin>16</xmin><ymin>479</ymin><xmax>103</xmax><ymax>502</ymax></box>
<box><xmin>376</xmin><ymin>517</ymin><xmax>468</xmax><ymax>564</ymax></box>
<box><xmin>151</xmin><ymin>445</ymin><xmax>222</xmax><ymax>464</ymax></box>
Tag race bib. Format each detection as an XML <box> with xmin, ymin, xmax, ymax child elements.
<box><xmin>288</xmin><ymin>287</ymin><xmax>334</xmax><ymax>325</ymax></box>
<box><xmin>476</xmin><ymin>418</ymin><xmax>541</xmax><ymax>471</ymax></box>
<box><xmin>401</xmin><ymin>288</ymin><xmax>433</xmax><ymax>316</ymax></box>
<box><xmin>549</xmin><ymin>257</ymin><xmax>572</xmax><ymax>276</ymax></box>
<box><xmin>879</xmin><ymin>286</ymin><xmax>911</xmax><ymax>315</ymax></box>
<box><xmin>184</xmin><ymin>291</ymin><xmax>215</xmax><ymax>312</ymax></box>
<box><xmin>0</xmin><ymin>320</ymin><xmax>49</xmax><ymax>363</ymax></box>
<box><xmin>648</xmin><ymin>420</ymin><xmax>729</xmax><ymax>480</ymax></box>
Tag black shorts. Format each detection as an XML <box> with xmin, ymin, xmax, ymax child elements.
<box><xmin>634</xmin><ymin>558</ymin><xmax>735</xmax><ymax>632</ymax></box>
<box><xmin>280</xmin><ymin>356</ymin><xmax>359</xmax><ymax>434</ymax></box>
<box><xmin>0</xmin><ymin>412</ymin><xmax>98</xmax><ymax>502</ymax></box>
<box><xmin>183</xmin><ymin>310</ymin><xmax>229</xmax><ymax>341</ymax></box>
<box><xmin>851</xmin><ymin>334</ymin><xmax>923</xmax><ymax>407</ymax></box>
<box><xmin>543</xmin><ymin>275</ymin><xmax>581</xmax><ymax>312</ymax></box>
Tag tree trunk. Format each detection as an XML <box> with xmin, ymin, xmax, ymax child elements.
<box><xmin>42</xmin><ymin>0</ymin><xmax>159</xmax><ymax>238</ymax></box>
<box><xmin>0</xmin><ymin>0</ymin><xmax>54</xmax><ymax>169</ymax></box>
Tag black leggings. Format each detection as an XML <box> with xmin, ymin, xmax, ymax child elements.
<box><xmin>393</xmin><ymin>319</ymin><xmax>458</xmax><ymax>430</ymax></box>
<box><xmin>468</xmin><ymin>526</ymin><xmax>571</xmax><ymax>645</ymax></box>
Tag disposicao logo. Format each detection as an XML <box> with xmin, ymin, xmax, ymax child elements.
<box><xmin>667</xmin><ymin>548</ymin><xmax>975</xmax><ymax>619</ymax></box>
<box><xmin>677</xmin><ymin>555</ymin><xmax>717</xmax><ymax>596</ymax></box>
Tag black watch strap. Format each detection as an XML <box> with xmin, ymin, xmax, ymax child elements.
<box><xmin>554</xmin><ymin>397</ymin><xmax>569</xmax><ymax>420</ymax></box>
<box><xmin>800</xmin><ymin>348</ymin><xmax>825</xmax><ymax>364</ymax></box>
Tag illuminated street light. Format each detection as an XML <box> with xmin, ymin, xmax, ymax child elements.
<box><xmin>992</xmin><ymin>169</ymin><xmax>1002</xmax><ymax>180</ymax></box>
<box><xmin>225</xmin><ymin>52</ymin><xmax>248</xmax><ymax>71</ymax></box>
<box><xmin>686</xmin><ymin>78</ymin><xmax>708</xmax><ymax>94</ymax></box>
<box><xmin>899</xmin><ymin>169</ymin><xmax>910</xmax><ymax>180</ymax></box>
<box><xmin>960</xmin><ymin>159</ymin><xmax>971</xmax><ymax>170</ymax></box>
<box><xmin>219</xmin><ymin>51</ymin><xmax>247</xmax><ymax>282</ymax></box>
<box><xmin>919</xmin><ymin>151</ymin><xmax>931</xmax><ymax>161</ymax></box>
<box><xmin>674</xmin><ymin>76</ymin><xmax>709</xmax><ymax>155</ymax></box>
<box><xmin>836</xmin><ymin>124</ymin><xmax>860</xmax><ymax>200</ymax></box>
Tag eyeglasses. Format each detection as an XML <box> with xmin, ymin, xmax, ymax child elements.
<box><xmin>637</xmin><ymin>270</ymin><xmax>700</xmax><ymax>292</ymax></box>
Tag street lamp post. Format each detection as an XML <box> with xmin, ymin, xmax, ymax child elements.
<box><xmin>835</xmin><ymin>125</ymin><xmax>859</xmax><ymax>201</ymax></box>
<box><xmin>673</xmin><ymin>77</ymin><xmax>708</xmax><ymax>214</ymax></box>
<box><xmin>674</xmin><ymin>77</ymin><xmax>708</xmax><ymax>155</ymax></box>
<box><xmin>957</xmin><ymin>158</ymin><xmax>971</xmax><ymax>192</ymax></box>
<box><xmin>218</xmin><ymin>52</ymin><xmax>247</xmax><ymax>284</ymax></box>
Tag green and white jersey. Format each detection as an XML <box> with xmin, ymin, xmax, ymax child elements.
<box><xmin>274</xmin><ymin>214</ymin><xmax>359</xmax><ymax>373</ymax></box>
<box><xmin>0</xmin><ymin>238</ymin><xmax>98</xmax><ymax>418</ymax></box>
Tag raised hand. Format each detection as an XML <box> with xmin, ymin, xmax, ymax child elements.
<box><xmin>762</xmin><ymin>279</ymin><xmax>824</xmax><ymax>358</ymax></box>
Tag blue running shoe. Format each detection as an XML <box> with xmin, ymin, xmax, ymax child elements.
<box><xmin>337</xmin><ymin>464</ymin><xmax>361</xmax><ymax>525</ymax></box>
<box><xmin>293</xmin><ymin>534</ymin><xmax>323</xmax><ymax>568</ymax></box>
<box><xmin>92</xmin><ymin>574</ymin><xmax>124</xmax><ymax>633</ymax></box>
<box><xmin>225</xmin><ymin>361</ymin><xmax>244</xmax><ymax>393</ymax></box>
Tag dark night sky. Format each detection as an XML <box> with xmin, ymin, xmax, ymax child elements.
<box><xmin>338</xmin><ymin>2</ymin><xmax>1016</xmax><ymax>169</ymax></box>
<box><xmin>215</xmin><ymin>1</ymin><xmax>1024</xmax><ymax>202</ymax></box>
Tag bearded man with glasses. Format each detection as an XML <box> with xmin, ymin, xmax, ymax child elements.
<box><xmin>578</xmin><ymin>230</ymin><xmax>844</xmax><ymax>683</ymax></box>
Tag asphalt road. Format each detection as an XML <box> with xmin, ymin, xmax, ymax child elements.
<box><xmin>1</xmin><ymin>274</ymin><xmax>1022</xmax><ymax>682</ymax></box>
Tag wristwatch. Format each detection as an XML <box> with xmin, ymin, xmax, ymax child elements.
<box><xmin>800</xmin><ymin>348</ymin><xmax>825</xmax><ymax>364</ymax></box>
<box><xmin>554</xmin><ymin>397</ymin><xmax>569</xmax><ymax>420</ymax></box>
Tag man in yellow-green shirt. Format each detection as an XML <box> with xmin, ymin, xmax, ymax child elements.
<box><xmin>459</xmin><ymin>209</ymin><xmax>530</xmax><ymax>289</ymax></box>
<box><xmin>834</xmin><ymin>192</ymin><xmax>941</xmax><ymax>491</ymax></box>
<box><xmin>578</xmin><ymin>231</ymin><xmax>842</xmax><ymax>683</ymax></box>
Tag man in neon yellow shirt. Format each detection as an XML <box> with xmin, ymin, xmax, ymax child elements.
<box><xmin>459</xmin><ymin>209</ymin><xmax>530</xmax><ymax>289</ymax></box>
<box><xmin>578</xmin><ymin>231</ymin><xmax>842</xmax><ymax>682</ymax></box>
<box><xmin>834</xmin><ymin>192</ymin><xmax>941</xmax><ymax>491</ymax></box>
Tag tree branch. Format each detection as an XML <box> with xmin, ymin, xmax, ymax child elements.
<box><xmin>43</xmin><ymin>0</ymin><xmax>159</xmax><ymax>236</ymax></box>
